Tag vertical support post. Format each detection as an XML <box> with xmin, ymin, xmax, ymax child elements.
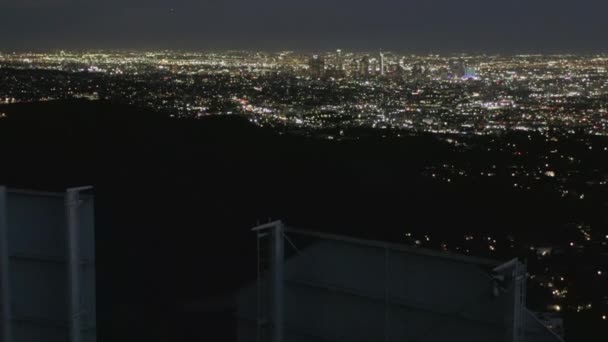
<box><xmin>512</xmin><ymin>261</ymin><xmax>526</xmax><ymax>342</ymax></box>
<box><xmin>0</xmin><ymin>186</ymin><xmax>12</xmax><ymax>342</ymax></box>
<box><xmin>256</xmin><ymin>232</ymin><xmax>261</xmax><ymax>342</ymax></box>
<box><xmin>384</xmin><ymin>247</ymin><xmax>390</xmax><ymax>342</ymax></box>
<box><xmin>494</xmin><ymin>258</ymin><xmax>520</xmax><ymax>342</ymax></box>
<box><xmin>512</xmin><ymin>262</ymin><xmax>520</xmax><ymax>342</ymax></box>
<box><xmin>509</xmin><ymin>263</ymin><xmax>517</xmax><ymax>342</ymax></box>
<box><xmin>66</xmin><ymin>189</ymin><xmax>82</xmax><ymax>342</ymax></box>
<box><xmin>272</xmin><ymin>222</ymin><xmax>284</xmax><ymax>342</ymax></box>
<box><xmin>496</xmin><ymin>258</ymin><xmax>525</xmax><ymax>342</ymax></box>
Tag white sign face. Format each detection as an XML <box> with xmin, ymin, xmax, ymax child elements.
<box><xmin>0</xmin><ymin>187</ymin><xmax>96</xmax><ymax>342</ymax></box>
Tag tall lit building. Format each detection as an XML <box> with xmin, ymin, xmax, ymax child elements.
<box><xmin>452</xmin><ymin>61</ymin><xmax>466</xmax><ymax>78</ymax></box>
<box><xmin>412</xmin><ymin>64</ymin><xmax>425</xmax><ymax>81</ymax></box>
<box><xmin>359</xmin><ymin>56</ymin><xmax>370</xmax><ymax>78</ymax></box>
<box><xmin>464</xmin><ymin>65</ymin><xmax>477</xmax><ymax>79</ymax></box>
<box><xmin>451</xmin><ymin>61</ymin><xmax>477</xmax><ymax>79</ymax></box>
<box><xmin>308</xmin><ymin>55</ymin><xmax>325</xmax><ymax>79</ymax></box>
<box><xmin>336</xmin><ymin>49</ymin><xmax>343</xmax><ymax>71</ymax></box>
<box><xmin>379</xmin><ymin>52</ymin><xmax>385</xmax><ymax>76</ymax></box>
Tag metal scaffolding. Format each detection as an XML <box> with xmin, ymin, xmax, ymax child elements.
<box><xmin>247</xmin><ymin>223</ymin><xmax>538</xmax><ymax>342</ymax></box>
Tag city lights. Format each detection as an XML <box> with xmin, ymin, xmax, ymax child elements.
<box><xmin>1</xmin><ymin>51</ymin><xmax>608</xmax><ymax>137</ymax></box>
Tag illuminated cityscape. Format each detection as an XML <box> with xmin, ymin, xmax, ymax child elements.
<box><xmin>1</xmin><ymin>50</ymin><xmax>607</xmax><ymax>137</ymax></box>
<box><xmin>2</xmin><ymin>0</ymin><xmax>608</xmax><ymax>340</ymax></box>
<box><xmin>2</xmin><ymin>49</ymin><xmax>608</xmax><ymax>341</ymax></box>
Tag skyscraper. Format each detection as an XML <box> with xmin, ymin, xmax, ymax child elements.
<box><xmin>359</xmin><ymin>56</ymin><xmax>370</xmax><ymax>78</ymax></box>
<box><xmin>464</xmin><ymin>65</ymin><xmax>477</xmax><ymax>79</ymax></box>
<box><xmin>379</xmin><ymin>52</ymin><xmax>385</xmax><ymax>76</ymax></box>
<box><xmin>308</xmin><ymin>55</ymin><xmax>325</xmax><ymax>79</ymax></box>
<box><xmin>452</xmin><ymin>61</ymin><xmax>466</xmax><ymax>78</ymax></box>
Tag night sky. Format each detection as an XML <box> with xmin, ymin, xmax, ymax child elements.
<box><xmin>1</xmin><ymin>0</ymin><xmax>607</xmax><ymax>53</ymax></box>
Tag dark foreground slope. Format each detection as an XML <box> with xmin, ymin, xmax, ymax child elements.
<box><xmin>0</xmin><ymin>100</ymin><xmax>606</xmax><ymax>341</ymax></box>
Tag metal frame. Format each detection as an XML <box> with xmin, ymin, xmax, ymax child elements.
<box><xmin>5</xmin><ymin>188</ymin><xmax>66</xmax><ymax>198</ymax></box>
<box><xmin>493</xmin><ymin>258</ymin><xmax>527</xmax><ymax>342</ymax></box>
<box><xmin>284</xmin><ymin>227</ymin><xmax>500</xmax><ymax>267</ymax></box>
<box><xmin>65</xmin><ymin>186</ymin><xmax>94</xmax><ymax>342</ymax></box>
<box><xmin>272</xmin><ymin>222</ymin><xmax>284</xmax><ymax>342</ymax></box>
<box><xmin>252</xmin><ymin>223</ymin><xmax>501</xmax><ymax>342</ymax></box>
<box><xmin>0</xmin><ymin>186</ymin><xmax>12</xmax><ymax>342</ymax></box>
<box><xmin>252</xmin><ymin>221</ymin><xmax>285</xmax><ymax>342</ymax></box>
<box><xmin>384</xmin><ymin>247</ymin><xmax>390</xmax><ymax>342</ymax></box>
<box><xmin>513</xmin><ymin>261</ymin><xmax>527</xmax><ymax>342</ymax></box>
<box><xmin>247</xmin><ymin>222</ymin><xmax>564</xmax><ymax>342</ymax></box>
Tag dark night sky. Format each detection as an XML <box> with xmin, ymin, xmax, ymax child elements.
<box><xmin>1</xmin><ymin>0</ymin><xmax>607</xmax><ymax>53</ymax></box>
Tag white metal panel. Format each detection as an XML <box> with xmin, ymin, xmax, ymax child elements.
<box><xmin>9</xmin><ymin>260</ymin><xmax>68</xmax><ymax>322</ymax></box>
<box><xmin>3</xmin><ymin>187</ymin><xmax>96</xmax><ymax>342</ymax></box>
<box><xmin>7</xmin><ymin>193</ymin><xmax>67</xmax><ymax>258</ymax></box>
<box><xmin>11</xmin><ymin>320</ymin><xmax>68</xmax><ymax>342</ymax></box>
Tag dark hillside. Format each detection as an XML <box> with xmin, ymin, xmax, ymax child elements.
<box><xmin>1</xmin><ymin>100</ymin><xmax>606</xmax><ymax>341</ymax></box>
